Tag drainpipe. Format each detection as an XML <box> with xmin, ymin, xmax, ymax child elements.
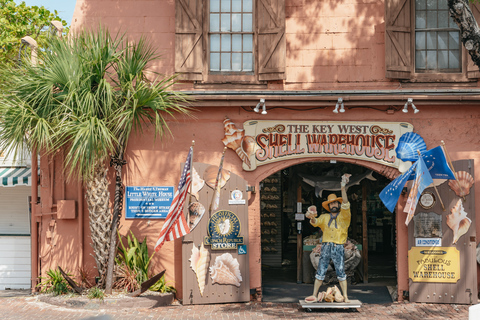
<box><xmin>78</xmin><ymin>181</ymin><xmax>83</xmax><ymax>269</ymax></box>
<box><xmin>30</xmin><ymin>148</ymin><xmax>38</xmax><ymax>292</ymax></box>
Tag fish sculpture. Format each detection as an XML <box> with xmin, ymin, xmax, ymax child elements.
<box><xmin>300</xmin><ymin>171</ymin><xmax>377</xmax><ymax>198</ymax></box>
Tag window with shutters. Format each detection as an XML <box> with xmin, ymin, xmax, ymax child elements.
<box><xmin>175</xmin><ymin>0</ymin><xmax>285</xmax><ymax>84</ymax></box>
<box><xmin>385</xmin><ymin>0</ymin><xmax>480</xmax><ymax>81</ymax></box>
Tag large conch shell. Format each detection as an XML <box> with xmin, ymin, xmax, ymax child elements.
<box><xmin>190</xmin><ymin>167</ymin><xmax>205</xmax><ymax>200</ymax></box>
<box><xmin>188</xmin><ymin>202</ymin><xmax>205</xmax><ymax>231</ymax></box>
<box><xmin>221</xmin><ymin>117</ymin><xmax>255</xmax><ymax>168</ymax></box>
<box><xmin>189</xmin><ymin>243</ymin><xmax>210</xmax><ymax>296</ymax></box>
<box><xmin>209</xmin><ymin>253</ymin><xmax>242</xmax><ymax>287</ymax></box>
<box><xmin>446</xmin><ymin>199</ymin><xmax>471</xmax><ymax>245</ymax></box>
<box><xmin>333</xmin><ymin>285</ymin><xmax>344</xmax><ymax>303</ymax></box>
<box><xmin>204</xmin><ymin>165</ymin><xmax>231</xmax><ymax>189</ymax></box>
<box><xmin>448</xmin><ymin>171</ymin><xmax>474</xmax><ymax>198</ymax></box>
<box><xmin>324</xmin><ymin>287</ymin><xmax>335</xmax><ymax>302</ymax></box>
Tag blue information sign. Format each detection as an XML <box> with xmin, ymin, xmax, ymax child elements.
<box><xmin>125</xmin><ymin>186</ymin><xmax>174</xmax><ymax>219</ymax></box>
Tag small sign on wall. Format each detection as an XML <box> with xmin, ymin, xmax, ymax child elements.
<box><xmin>125</xmin><ymin>186</ymin><xmax>174</xmax><ymax>219</ymax></box>
<box><xmin>408</xmin><ymin>247</ymin><xmax>460</xmax><ymax>283</ymax></box>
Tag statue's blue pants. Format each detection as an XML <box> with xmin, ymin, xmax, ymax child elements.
<box><xmin>315</xmin><ymin>242</ymin><xmax>346</xmax><ymax>281</ymax></box>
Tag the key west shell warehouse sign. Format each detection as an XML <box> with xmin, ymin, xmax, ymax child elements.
<box><xmin>242</xmin><ymin>121</ymin><xmax>414</xmax><ymax>171</ymax></box>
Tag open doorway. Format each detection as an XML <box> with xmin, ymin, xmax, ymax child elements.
<box><xmin>260</xmin><ymin>161</ymin><xmax>397</xmax><ymax>302</ymax></box>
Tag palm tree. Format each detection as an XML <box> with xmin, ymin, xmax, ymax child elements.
<box><xmin>0</xmin><ymin>27</ymin><xmax>191</xmax><ymax>290</ymax></box>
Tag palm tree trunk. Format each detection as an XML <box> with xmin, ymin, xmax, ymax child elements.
<box><xmin>85</xmin><ymin>164</ymin><xmax>111</xmax><ymax>288</ymax></box>
<box><xmin>105</xmin><ymin>151</ymin><xmax>126</xmax><ymax>294</ymax></box>
<box><xmin>449</xmin><ymin>0</ymin><xmax>480</xmax><ymax>68</ymax></box>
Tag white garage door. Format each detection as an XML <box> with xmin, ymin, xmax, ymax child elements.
<box><xmin>0</xmin><ymin>186</ymin><xmax>31</xmax><ymax>290</ymax></box>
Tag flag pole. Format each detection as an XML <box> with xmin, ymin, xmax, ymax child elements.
<box><xmin>209</xmin><ymin>147</ymin><xmax>227</xmax><ymax>215</ymax></box>
<box><xmin>441</xmin><ymin>140</ymin><xmax>464</xmax><ymax>201</ymax></box>
<box><xmin>187</xmin><ymin>140</ymin><xmax>195</xmax><ymax>227</ymax></box>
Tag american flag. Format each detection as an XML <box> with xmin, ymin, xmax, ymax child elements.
<box><xmin>154</xmin><ymin>147</ymin><xmax>192</xmax><ymax>252</ymax></box>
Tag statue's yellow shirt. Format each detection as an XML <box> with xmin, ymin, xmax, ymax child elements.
<box><xmin>310</xmin><ymin>202</ymin><xmax>351</xmax><ymax>245</ymax></box>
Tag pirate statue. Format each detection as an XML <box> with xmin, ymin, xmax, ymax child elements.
<box><xmin>304</xmin><ymin>173</ymin><xmax>351</xmax><ymax>303</ymax></box>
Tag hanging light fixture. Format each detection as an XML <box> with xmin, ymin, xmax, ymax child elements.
<box><xmin>403</xmin><ymin>98</ymin><xmax>419</xmax><ymax>113</ymax></box>
<box><xmin>254</xmin><ymin>99</ymin><xmax>267</xmax><ymax>114</ymax></box>
<box><xmin>333</xmin><ymin>98</ymin><xmax>344</xmax><ymax>113</ymax></box>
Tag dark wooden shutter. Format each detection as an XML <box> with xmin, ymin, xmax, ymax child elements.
<box><xmin>175</xmin><ymin>0</ymin><xmax>203</xmax><ymax>81</ymax></box>
<box><xmin>257</xmin><ymin>0</ymin><xmax>285</xmax><ymax>81</ymax></box>
<box><xmin>467</xmin><ymin>3</ymin><xmax>480</xmax><ymax>79</ymax></box>
<box><xmin>385</xmin><ymin>0</ymin><xmax>412</xmax><ymax>79</ymax></box>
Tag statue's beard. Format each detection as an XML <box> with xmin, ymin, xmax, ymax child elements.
<box><xmin>330</xmin><ymin>206</ymin><xmax>339</xmax><ymax>213</ymax></box>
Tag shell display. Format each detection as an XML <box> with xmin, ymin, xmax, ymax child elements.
<box><xmin>395</xmin><ymin>132</ymin><xmax>427</xmax><ymax>162</ymax></box>
<box><xmin>209</xmin><ymin>253</ymin><xmax>242</xmax><ymax>287</ymax></box>
<box><xmin>204</xmin><ymin>165</ymin><xmax>231</xmax><ymax>189</ymax></box>
<box><xmin>448</xmin><ymin>171</ymin><xmax>474</xmax><ymax>198</ymax></box>
<box><xmin>446</xmin><ymin>199</ymin><xmax>471</xmax><ymax>245</ymax></box>
<box><xmin>334</xmin><ymin>285</ymin><xmax>344</xmax><ymax>303</ymax></box>
<box><xmin>188</xmin><ymin>202</ymin><xmax>205</xmax><ymax>231</ymax></box>
<box><xmin>221</xmin><ymin>117</ymin><xmax>256</xmax><ymax>168</ymax></box>
<box><xmin>324</xmin><ymin>287</ymin><xmax>335</xmax><ymax>302</ymax></box>
<box><xmin>189</xmin><ymin>243</ymin><xmax>210</xmax><ymax>296</ymax></box>
<box><xmin>190</xmin><ymin>167</ymin><xmax>205</xmax><ymax>200</ymax></box>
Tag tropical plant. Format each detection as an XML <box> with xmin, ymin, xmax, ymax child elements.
<box><xmin>149</xmin><ymin>274</ymin><xmax>176</xmax><ymax>294</ymax></box>
<box><xmin>36</xmin><ymin>268</ymin><xmax>72</xmax><ymax>295</ymax></box>
<box><xmin>87</xmin><ymin>287</ymin><xmax>105</xmax><ymax>300</ymax></box>
<box><xmin>0</xmin><ymin>27</ymin><xmax>191</xmax><ymax>291</ymax></box>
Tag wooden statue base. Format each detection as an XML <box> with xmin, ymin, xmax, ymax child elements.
<box><xmin>299</xmin><ymin>299</ymin><xmax>362</xmax><ymax>311</ymax></box>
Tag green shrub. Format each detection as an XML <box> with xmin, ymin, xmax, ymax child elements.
<box><xmin>87</xmin><ymin>287</ymin><xmax>105</xmax><ymax>300</ymax></box>
<box><xmin>149</xmin><ymin>274</ymin><xmax>176</xmax><ymax>293</ymax></box>
<box><xmin>37</xmin><ymin>268</ymin><xmax>72</xmax><ymax>295</ymax></box>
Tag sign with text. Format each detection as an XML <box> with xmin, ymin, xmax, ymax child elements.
<box><xmin>242</xmin><ymin>120</ymin><xmax>413</xmax><ymax>171</ymax></box>
<box><xmin>204</xmin><ymin>210</ymin><xmax>244</xmax><ymax>250</ymax></box>
<box><xmin>125</xmin><ymin>186</ymin><xmax>174</xmax><ymax>219</ymax></box>
<box><xmin>408</xmin><ymin>247</ymin><xmax>460</xmax><ymax>283</ymax></box>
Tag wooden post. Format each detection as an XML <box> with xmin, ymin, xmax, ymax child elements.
<box><xmin>362</xmin><ymin>184</ymin><xmax>368</xmax><ymax>283</ymax></box>
<box><xmin>297</xmin><ymin>183</ymin><xmax>303</xmax><ymax>284</ymax></box>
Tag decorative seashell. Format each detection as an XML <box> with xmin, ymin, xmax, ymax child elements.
<box><xmin>204</xmin><ymin>165</ymin><xmax>231</xmax><ymax>189</ymax></box>
<box><xmin>447</xmin><ymin>199</ymin><xmax>472</xmax><ymax>245</ymax></box>
<box><xmin>189</xmin><ymin>243</ymin><xmax>210</xmax><ymax>296</ymax></box>
<box><xmin>448</xmin><ymin>171</ymin><xmax>474</xmax><ymax>198</ymax></box>
<box><xmin>317</xmin><ymin>291</ymin><xmax>326</xmax><ymax>302</ymax></box>
<box><xmin>190</xmin><ymin>167</ymin><xmax>205</xmax><ymax>200</ymax></box>
<box><xmin>395</xmin><ymin>132</ymin><xmax>427</xmax><ymax>162</ymax></box>
<box><xmin>324</xmin><ymin>287</ymin><xmax>335</xmax><ymax>302</ymax></box>
<box><xmin>188</xmin><ymin>202</ymin><xmax>205</xmax><ymax>231</ymax></box>
<box><xmin>209</xmin><ymin>253</ymin><xmax>242</xmax><ymax>287</ymax></box>
<box><xmin>218</xmin><ymin>218</ymin><xmax>231</xmax><ymax>235</ymax></box>
<box><xmin>334</xmin><ymin>285</ymin><xmax>344</xmax><ymax>302</ymax></box>
<box><xmin>221</xmin><ymin>117</ymin><xmax>255</xmax><ymax>168</ymax></box>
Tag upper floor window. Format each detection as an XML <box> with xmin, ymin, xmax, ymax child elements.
<box><xmin>414</xmin><ymin>0</ymin><xmax>460</xmax><ymax>73</ymax></box>
<box><xmin>385</xmin><ymin>0</ymin><xmax>480</xmax><ymax>81</ymax></box>
<box><xmin>209</xmin><ymin>0</ymin><xmax>254</xmax><ymax>72</ymax></box>
<box><xmin>175</xmin><ymin>0</ymin><xmax>285</xmax><ymax>83</ymax></box>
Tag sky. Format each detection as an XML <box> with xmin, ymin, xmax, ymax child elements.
<box><xmin>15</xmin><ymin>0</ymin><xmax>76</xmax><ymax>26</ymax></box>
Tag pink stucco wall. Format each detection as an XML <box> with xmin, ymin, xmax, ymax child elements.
<box><xmin>33</xmin><ymin>0</ymin><xmax>480</xmax><ymax>301</ymax></box>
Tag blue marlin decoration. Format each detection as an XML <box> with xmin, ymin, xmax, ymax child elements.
<box><xmin>299</xmin><ymin>171</ymin><xmax>377</xmax><ymax>198</ymax></box>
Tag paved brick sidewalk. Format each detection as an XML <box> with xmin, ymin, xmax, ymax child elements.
<box><xmin>0</xmin><ymin>296</ymin><xmax>470</xmax><ymax>319</ymax></box>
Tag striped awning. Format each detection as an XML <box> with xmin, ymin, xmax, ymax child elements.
<box><xmin>0</xmin><ymin>167</ymin><xmax>32</xmax><ymax>187</ymax></box>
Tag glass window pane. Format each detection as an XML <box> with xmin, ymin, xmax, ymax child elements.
<box><xmin>221</xmin><ymin>0</ymin><xmax>230</xmax><ymax>12</ymax></box>
<box><xmin>426</xmin><ymin>50</ymin><xmax>436</xmax><ymax>69</ymax></box>
<box><xmin>210</xmin><ymin>0</ymin><xmax>220</xmax><ymax>12</ymax></box>
<box><xmin>210</xmin><ymin>53</ymin><xmax>220</xmax><ymax>71</ymax></box>
<box><xmin>232</xmin><ymin>0</ymin><xmax>241</xmax><ymax>12</ymax></box>
<box><xmin>210</xmin><ymin>14</ymin><xmax>220</xmax><ymax>32</ymax></box>
<box><xmin>243</xmin><ymin>0</ymin><xmax>252</xmax><ymax>12</ymax></box>
<box><xmin>426</xmin><ymin>31</ymin><xmax>436</xmax><ymax>49</ymax></box>
<box><xmin>243</xmin><ymin>53</ymin><xmax>253</xmax><ymax>71</ymax></box>
<box><xmin>426</xmin><ymin>11</ymin><xmax>437</xmax><ymax>28</ymax></box>
<box><xmin>438</xmin><ymin>11</ymin><xmax>448</xmax><ymax>28</ymax></box>
<box><xmin>416</xmin><ymin>11</ymin><xmax>426</xmax><ymax>29</ymax></box>
<box><xmin>415</xmin><ymin>0</ymin><xmax>426</xmax><ymax>10</ymax></box>
<box><xmin>232</xmin><ymin>34</ymin><xmax>242</xmax><ymax>51</ymax></box>
<box><xmin>232</xmin><ymin>53</ymin><xmax>242</xmax><ymax>71</ymax></box>
<box><xmin>221</xmin><ymin>34</ymin><xmax>231</xmax><ymax>51</ymax></box>
<box><xmin>449</xmin><ymin>50</ymin><xmax>460</xmax><ymax>69</ymax></box>
<box><xmin>449</xmin><ymin>31</ymin><xmax>459</xmax><ymax>49</ymax></box>
<box><xmin>210</xmin><ymin>34</ymin><xmax>220</xmax><ymax>51</ymax></box>
<box><xmin>438</xmin><ymin>32</ymin><xmax>447</xmax><ymax>50</ymax></box>
<box><xmin>416</xmin><ymin>51</ymin><xmax>426</xmax><ymax>69</ymax></box>
<box><xmin>221</xmin><ymin>53</ymin><xmax>231</xmax><ymax>70</ymax></box>
<box><xmin>449</xmin><ymin>17</ymin><xmax>458</xmax><ymax>29</ymax></box>
<box><xmin>439</xmin><ymin>0</ymin><xmax>447</xmax><ymax>8</ymax></box>
<box><xmin>243</xmin><ymin>13</ymin><xmax>252</xmax><ymax>32</ymax></box>
<box><xmin>221</xmin><ymin>14</ymin><xmax>231</xmax><ymax>31</ymax></box>
<box><xmin>416</xmin><ymin>32</ymin><xmax>426</xmax><ymax>50</ymax></box>
<box><xmin>438</xmin><ymin>50</ymin><xmax>448</xmax><ymax>69</ymax></box>
<box><xmin>232</xmin><ymin>14</ymin><xmax>242</xmax><ymax>31</ymax></box>
<box><xmin>426</xmin><ymin>0</ymin><xmax>436</xmax><ymax>10</ymax></box>
<box><xmin>243</xmin><ymin>34</ymin><xmax>253</xmax><ymax>52</ymax></box>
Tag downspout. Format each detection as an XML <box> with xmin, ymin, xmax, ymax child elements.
<box><xmin>78</xmin><ymin>181</ymin><xmax>83</xmax><ymax>269</ymax></box>
<box><xmin>30</xmin><ymin>148</ymin><xmax>38</xmax><ymax>292</ymax></box>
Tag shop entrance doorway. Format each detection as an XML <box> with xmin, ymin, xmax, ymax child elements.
<box><xmin>260</xmin><ymin>161</ymin><xmax>397</xmax><ymax>302</ymax></box>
